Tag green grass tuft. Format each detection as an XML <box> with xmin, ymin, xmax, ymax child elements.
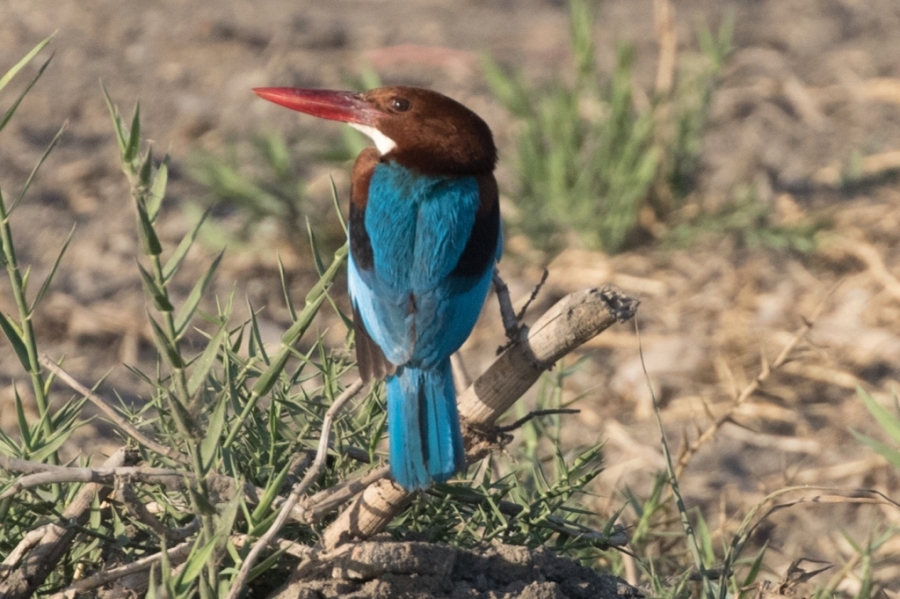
<box><xmin>484</xmin><ymin>0</ymin><xmax>731</xmax><ymax>255</ymax></box>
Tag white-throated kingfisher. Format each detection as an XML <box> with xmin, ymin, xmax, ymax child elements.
<box><xmin>253</xmin><ymin>85</ymin><xmax>501</xmax><ymax>490</ymax></box>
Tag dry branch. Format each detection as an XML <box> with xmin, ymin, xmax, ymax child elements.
<box><xmin>0</xmin><ymin>458</ymin><xmax>189</xmax><ymax>500</ymax></box>
<box><xmin>49</xmin><ymin>540</ymin><xmax>193</xmax><ymax>599</ymax></box>
<box><xmin>305</xmin><ymin>465</ymin><xmax>391</xmax><ymax>521</ymax></box>
<box><xmin>321</xmin><ymin>285</ymin><xmax>638</xmax><ymax>550</ymax></box>
<box><xmin>729</xmin><ymin>485</ymin><xmax>900</xmax><ymax>575</ymax></box>
<box><xmin>673</xmin><ymin>297</ymin><xmax>829</xmax><ymax>478</ymax></box>
<box><xmin>459</xmin><ymin>286</ymin><xmax>637</xmax><ymax>425</ymax></box>
<box><xmin>495</xmin><ymin>408</ymin><xmax>581</xmax><ymax>434</ymax></box>
<box><xmin>225</xmin><ymin>378</ymin><xmax>365</xmax><ymax>599</ymax></box>
<box><xmin>0</xmin><ymin>448</ymin><xmax>131</xmax><ymax>598</ymax></box>
<box><xmin>0</xmin><ymin>454</ymin><xmax>362</xmax><ymax>527</ymax></box>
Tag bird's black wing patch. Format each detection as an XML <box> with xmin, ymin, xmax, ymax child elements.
<box><xmin>451</xmin><ymin>173</ymin><xmax>500</xmax><ymax>278</ymax></box>
<box><xmin>349</xmin><ymin>200</ymin><xmax>375</xmax><ymax>272</ymax></box>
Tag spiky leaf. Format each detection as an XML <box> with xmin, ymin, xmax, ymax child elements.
<box><xmin>174</xmin><ymin>250</ymin><xmax>223</xmax><ymax>337</ymax></box>
<box><xmin>0</xmin><ymin>311</ymin><xmax>29</xmax><ymax>370</ymax></box>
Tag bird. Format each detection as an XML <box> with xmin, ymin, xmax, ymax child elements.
<box><xmin>254</xmin><ymin>85</ymin><xmax>501</xmax><ymax>490</ymax></box>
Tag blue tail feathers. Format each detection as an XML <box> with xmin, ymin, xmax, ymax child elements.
<box><xmin>386</xmin><ymin>359</ymin><xmax>466</xmax><ymax>490</ymax></box>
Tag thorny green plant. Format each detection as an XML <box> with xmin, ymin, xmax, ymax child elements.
<box><xmin>0</xmin><ymin>38</ymin><xmax>366</xmax><ymax>597</ymax></box>
<box><xmin>1</xmin><ymin>36</ymin><xmax>895</xmax><ymax>599</ymax></box>
<box><xmin>395</xmin><ymin>358</ymin><xmax>616</xmax><ymax>558</ymax></box>
<box><xmin>0</xmin><ymin>40</ymin><xmax>616</xmax><ymax>597</ymax></box>
<box><xmin>0</xmin><ymin>36</ymin><xmax>70</xmax><ymax>479</ymax></box>
<box><xmin>483</xmin><ymin>0</ymin><xmax>732</xmax><ymax>255</ymax></box>
<box><xmin>663</xmin><ymin>186</ymin><xmax>825</xmax><ymax>254</ymax></box>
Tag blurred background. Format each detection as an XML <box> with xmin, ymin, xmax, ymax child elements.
<box><xmin>1</xmin><ymin>0</ymin><xmax>899</xmax><ymax>592</ymax></box>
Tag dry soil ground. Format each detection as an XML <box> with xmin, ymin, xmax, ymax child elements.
<box><xmin>2</xmin><ymin>0</ymin><xmax>900</xmax><ymax>595</ymax></box>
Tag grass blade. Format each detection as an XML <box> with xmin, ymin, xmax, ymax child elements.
<box><xmin>177</xmin><ymin>536</ymin><xmax>219</xmax><ymax>591</ymax></box>
<box><xmin>135</xmin><ymin>198</ymin><xmax>163</xmax><ymax>256</ymax></box>
<box><xmin>137</xmin><ymin>260</ymin><xmax>175</xmax><ymax>312</ymax></box>
<box><xmin>851</xmin><ymin>430</ymin><xmax>900</xmax><ymax>468</ymax></box>
<box><xmin>857</xmin><ymin>386</ymin><xmax>900</xmax><ymax>444</ymax></box>
<box><xmin>306</xmin><ymin>218</ymin><xmax>327</xmax><ymax>276</ymax></box>
<box><xmin>14</xmin><ymin>386</ymin><xmax>32</xmax><ymax>449</ymax></box>
<box><xmin>10</xmin><ymin>121</ymin><xmax>67</xmax><ymax>214</ymax></box>
<box><xmin>101</xmin><ymin>82</ymin><xmax>127</xmax><ymax>156</ymax></box>
<box><xmin>200</xmin><ymin>394</ymin><xmax>228</xmax><ymax>473</ymax></box>
<box><xmin>188</xmin><ymin>321</ymin><xmax>228</xmax><ymax>396</ymax></box>
<box><xmin>163</xmin><ymin>208</ymin><xmax>210</xmax><ymax>281</ymax></box>
<box><xmin>277</xmin><ymin>254</ymin><xmax>297</xmax><ymax>321</ymax></box>
<box><xmin>329</xmin><ymin>176</ymin><xmax>347</xmax><ymax>233</ymax></box>
<box><xmin>148</xmin><ymin>314</ymin><xmax>183</xmax><ymax>368</ymax></box>
<box><xmin>0</xmin><ymin>310</ymin><xmax>29</xmax><ymax>370</ymax></box>
<box><xmin>0</xmin><ymin>35</ymin><xmax>53</xmax><ymax>93</ymax></box>
<box><xmin>124</xmin><ymin>103</ymin><xmax>141</xmax><ymax>163</ymax></box>
<box><xmin>0</xmin><ymin>43</ymin><xmax>53</xmax><ymax>131</ymax></box>
<box><xmin>147</xmin><ymin>155</ymin><xmax>169</xmax><ymax>220</ymax></box>
<box><xmin>174</xmin><ymin>249</ymin><xmax>223</xmax><ymax>337</ymax></box>
<box><xmin>31</xmin><ymin>223</ymin><xmax>76</xmax><ymax>312</ymax></box>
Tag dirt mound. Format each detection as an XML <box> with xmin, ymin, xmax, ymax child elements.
<box><xmin>270</xmin><ymin>541</ymin><xmax>640</xmax><ymax>599</ymax></box>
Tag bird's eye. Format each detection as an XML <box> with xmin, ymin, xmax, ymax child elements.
<box><xmin>390</xmin><ymin>97</ymin><xmax>411</xmax><ymax>112</ymax></box>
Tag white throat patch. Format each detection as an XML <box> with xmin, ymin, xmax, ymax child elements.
<box><xmin>349</xmin><ymin>123</ymin><xmax>397</xmax><ymax>155</ymax></box>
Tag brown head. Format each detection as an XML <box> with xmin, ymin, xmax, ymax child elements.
<box><xmin>253</xmin><ymin>85</ymin><xmax>496</xmax><ymax>177</ymax></box>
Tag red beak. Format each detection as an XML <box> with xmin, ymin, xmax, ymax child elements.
<box><xmin>253</xmin><ymin>87</ymin><xmax>380</xmax><ymax>125</ymax></box>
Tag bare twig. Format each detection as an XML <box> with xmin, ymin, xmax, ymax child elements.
<box><xmin>0</xmin><ymin>451</ymin><xmax>381</xmax><ymax>528</ymax></box>
<box><xmin>727</xmin><ymin>486</ymin><xmax>900</xmax><ymax>577</ymax></box>
<box><xmin>495</xmin><ymin>408</ymin><xmax>581</xmax><ymax>433</ymax></box>
<box><xmin>280</xmin><ymin>542</ymin><xmax>356</xmax><ymax>589</ymax></box>
<box><xmin>40</xmin><ymin>355</ymin><xmax>189</xmax><ymax>465</ymax></box>
<box><xmin>0</xmin><ymin>455</ymin><xmax>68</xmax><ymax>477</ymax></box>
<box><xmin>674</xmin><ymin>298</ymin><xmax>829</xmax><ymax>478</ymax></box>
<box><xmin>0</xmin><ymin>459</ymin><xmax>193</xmax><ymax>500</ymax></box>
<box><xmin>515</xmin><ymin>268</ymin><xmax>549</xmax><ymax>323</ymax></box>
<box><xmin>460</xmin><ymin>286</ymin><xmax>638</xmax><ymax>425</ymax></box>
<box><xmin>225</xmin><ymin>378</ymin><xmax>364</xmax><ymax>599</ymax></box>
<box><xmin>305</xmin><ymin>465</ymin><xmax>391</xmax><ymax>521</ymax></box>
<box><xmin>0</xmin><ymin>449</ymin><xmax>131</xmax><ymax>598</ymax></box>
<box><xmin>0</xmin><ymin>526</ymin><xmax>53</xmax><ymax>577</ymax></box>
<box><xmin>232</xmin><ymin>534</ymin><xmax>314</xmax><ymax>560</ymax></box>
<box><xmin>493</xmin><ymin>269</ymin><xmax>522</xmax><ymax>347</ymax></box>
<box><xmin>48</xmin><ymin>539</ymin><xmax>194</xmax><ymax>598</ymax></box>
<box><xmin>117</xmin><ymin>477</ymin><xmax>169</xmax><ymax>538</ymax></box>
<box><xmin>321</xmin><ymin>478</ymin><xmax>414</xmax><ymax>550</ymax></box>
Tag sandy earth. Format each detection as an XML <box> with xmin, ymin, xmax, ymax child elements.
<box><xmin>2</xmin><ymin>0</ymin><xmax>900</xmax><ymax>593</ymax></box>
